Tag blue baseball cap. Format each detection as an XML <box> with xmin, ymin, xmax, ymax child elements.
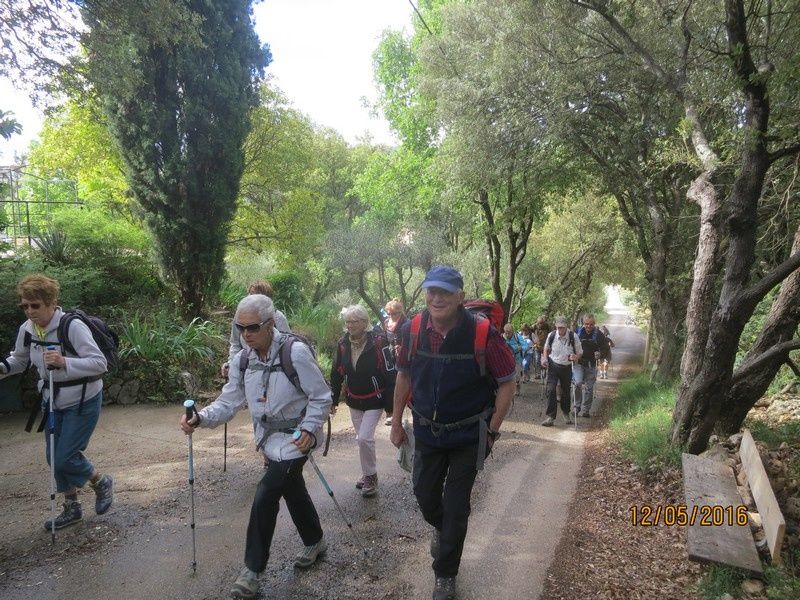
<box><xmin>421</xmin><ymin>265</ymin><xmax>464</xmax><ymax>294</ymax></box>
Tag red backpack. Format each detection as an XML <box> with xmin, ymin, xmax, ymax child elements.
<box><xmin>463</xmin><ymin>299</ymin><xmax>505</xmax><ymax>330</ymax></box>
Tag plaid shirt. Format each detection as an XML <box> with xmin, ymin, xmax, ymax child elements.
<box><xmin>396</xmin><ymin>310</ymin><xmax>516</xmax><ymax>383</ymax></box>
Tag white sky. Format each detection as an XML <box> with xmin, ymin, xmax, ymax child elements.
<box><xmin>0</xmin><ymin>0</ymin><xmax>413</xmax><ymax>164</ymax></box>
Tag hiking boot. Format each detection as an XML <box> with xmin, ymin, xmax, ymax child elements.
<box><xmin>361</xmin><ymin>473</ymin><xmax>378</xmax><ymax>498</ymax></box>
<box><xmin>43</xmin><ymin>500</ymin><xmax>82</xmax><ymax>531</ymax></box>
<box><xmin>91</xmin><ymin>474</ymin><xmax>113</xmax><ymax>515</ymax></box>
<box><xmin>385</xmin><ymin>416</ymin><xmax>393</xmax><ymax>426</ymax></box>
<box><xmin>579</xmin><ymin>411</ymin><xmax>591</xmax><ymax>418</ymax></box>
<box><xmin>355</xmin><ymin>475</ymin><xmax>366</xmax><ymax>489</ymax></box>
<box><xmin>564</xmin><ymin>412</ymin><xmax>574</xmax><ymax>425</ymax></box>
<box><xmin>230</xmin><ymin>567</ymin><xmax>259</xmax><ymax>599</ymax></box>
<box><xmin>432</xmin><ymin>576</ymin><xmax>456</xmax><ymax>600</ymax></box>
<box><xmin>541</xmin><ymin>416</ymin><xmax>554</xmax><ymax>427</ymax></box>
<box><xmin>430</xmin><ymin>528</ymin><xmax>441</xmax><ymax>559</ymax></box>
<box><xmin>294</xmin><ymin>537</ymin><xmax>327</xmax><ymax>568</ymax></box>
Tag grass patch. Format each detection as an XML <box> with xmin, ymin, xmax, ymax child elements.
<box><xmin>765</xmin><ymin>549</ymin><xmax>800</xmax><ymax>599</ymax></box>
<box><xmin>696</xmin><ymin>565</ymin><xmax>748</xmax><ymax>599</ymax></box>
<box><xmin>609</xmin><ymin>373</ymin><xmax>681</xmax><ymax>469</ymax></box>
<box><xmin>746</xmin><ymin>419</ymin><xmax>800</xmax><ymax>449</ymax></box>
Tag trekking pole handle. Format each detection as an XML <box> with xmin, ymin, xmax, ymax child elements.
<box><xmin>46</xmin><ymin>345</ymin><xmax>57</xmax><ymax>370</ymax></box>
<box><xmin>184</xmin><ymin>399</ymin><xmax>198</xmax><ymax>422</ymax></box>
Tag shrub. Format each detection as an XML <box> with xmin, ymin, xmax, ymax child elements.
<box><xmin>118</xmin><ymin>311</ymin><xmax>223</xmax><ymax>364</ymax></box>
<box><xmin>288</xmin><ymin>302</ymin><xmax>342</xmax><ymax>354</ymax></box>
<box><xmin>270</xmin><ymin>271</ymin><xmax>307</xmax><ymax>310</ymax></box>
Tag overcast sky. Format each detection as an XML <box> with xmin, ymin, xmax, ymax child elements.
<box><xmin>0</xmin><ymin>0</ymin><xmax>413</xmax><ymax>164</ymax></box>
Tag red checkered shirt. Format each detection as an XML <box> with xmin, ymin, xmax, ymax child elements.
<box><xmin>396</xmin><ymin>310</ymin><xmax>516</xmax><ymax>383</ymax></box>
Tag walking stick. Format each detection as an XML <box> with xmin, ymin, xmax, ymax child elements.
<box><xmin>47</xmin><ymin>347</ymin><xmax>57</xmax><ymax>545</ymax></box>
<box><xmin>184</xmin><ymin>399</ymin><xmax>199</xmax><ymax>573</ymax></box>
<box><xmin>223</xmin><ymin>423</ymin><xmax>227</xmax><ymax>472</ymax></box>
<box><xmin>294</xmin><ymin>431</ymin><xmax>368</xmax><ymax>556</ymax></box>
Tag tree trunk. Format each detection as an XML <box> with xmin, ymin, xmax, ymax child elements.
<box><xmin>718</xmin><ymin>226</ymin><xmax>800</xmax><ymax>433</ymax></box>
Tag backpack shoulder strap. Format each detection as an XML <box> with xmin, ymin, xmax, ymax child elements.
<box><xmin>546</xmin><ymin>330</ymin><xmax>555</xmax><ymax>349</ymax></box>
<box><xmin>57</xmin><ymin>311</ymin><xmax>78</xmax><ymax>357</ymax></box>
<box><xmin>409</xmin><ymin>313</ymin><xmax>424</xmax><ymax>360</ymax></box>
<box><xmin>569</xmin><ymin>330</ymin><xmax>576</xmax><ymax>353</ymax></box>
<box><xmin>473</xmin><ymin>317</ymin><xmax>490</xmax><ymax>377</ymax></box>
<box><xmin>238</xmin><ymin>348</ymin><xmax>250</xmax><ymax>379</ymax></box>
<box><xmin>279</xmin><ymin>335</ymin><xmax>303</xmax><ymax>393</ymax></box>
<box><xmin>23</xmin><ymin>330</ymin><xmax>32</xmax><ymax>348</ymax></box>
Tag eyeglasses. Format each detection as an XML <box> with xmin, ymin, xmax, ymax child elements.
<box><xmin>345</xmin><ymin>320</ymin><xmax>364</xmax><ymax>326</ymax></box>
<box><xmin>234</xmin><ymin>320</ymin><xmax>271</xmax><ymax>333</ymax></box>
<box><xmin>18</xmin><ymin>302</ymin><xmax>42</xmax><ymax>311</ymax></box>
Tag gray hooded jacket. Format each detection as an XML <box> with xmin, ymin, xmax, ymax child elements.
<box><xmin>198</xmin><ymin>328</ymin><xmax>331</xmax><ymax>462</ymax></box>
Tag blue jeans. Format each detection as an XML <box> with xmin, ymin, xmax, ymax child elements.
<box><xmin>44</xmin><ymin>392</ymin><xmax>102</xmax><ymax>492</ymax></box>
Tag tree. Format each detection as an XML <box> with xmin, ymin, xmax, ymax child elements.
<box><xmin>569</xmin><ymin>0</ymin><xmax>800</xmax><ymax>452</ymax></box>
<box><xmin>0</xmin><ymin>110</ymin><xmax>22</xmax><ymax>140</ymax></box>
<box><xmin>81</xmin><ymin>0</ymin><xmax>268</xmax><ymax>318</ymax></box>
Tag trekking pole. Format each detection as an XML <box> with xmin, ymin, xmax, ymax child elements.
<box><xmin>294</xmin><ymin>431</ymin><xmax>368</xmax><ymax>556</ymax></box>
<box><xmin>184</xmin><ymin>399</ymin><xmax>198</xmax><ymax>573</ymax></box>
<box><xmin>46</xmin><ymin>346</ymin><xmax>57</xmax><ymax>545</ymax></box>
<box><xmin>223</xmin><ymin>423</ymin><xmax>227</xmax><ymax>472</ymax></box>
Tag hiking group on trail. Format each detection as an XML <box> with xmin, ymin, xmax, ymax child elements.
<box><xmin>1</xmin><ymin>266</ymin><xmax>615</xmax><ymax>600</ymax></box>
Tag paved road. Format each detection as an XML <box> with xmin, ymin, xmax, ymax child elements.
<box><xmin>0</xmin><ymin>301</ymin><xmax>642</xmax><ymax>600</ymax></box>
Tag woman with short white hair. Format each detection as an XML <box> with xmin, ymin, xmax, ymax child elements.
<box><xmin>330</xmin><ymin>304</ymin><xmax>395</xmax><ymax>498</ymax></box>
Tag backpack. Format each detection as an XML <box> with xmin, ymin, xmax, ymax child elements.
<box><xmin>408</xmin><ymin>311</ymin><xmax>492</xmax><ymax>377</ymax></box>
<box><xmin>23</xmin><ymin>308</ymin><xmax>118</xmax><ymax>428</ymax></box>
<box><xmin>463</xmin><ymin>299</ymin><xmax>505</xmax><ymax>331</ymax></box>
<box><xmin>24</xmin><ymin>308</ymin><xmax>119</xmax><ymax>369</ymax></box>
<box><xmin>238</xmin><ymin>332</ymin><xmax>316</xmax><ymax>394</ymax></box>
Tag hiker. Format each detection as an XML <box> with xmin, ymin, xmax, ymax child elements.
<box><xmin>574</xmin><ymin>314</ymin><xmax>609</xmax><ymax>417</ymax></box>
<box><xmin>599</xmin><ymin>325</ymin><xmax>615</xmax><ymax>379</ymax></box>
<box><xmin>389</xmin><ymin>265</ymin><xmax>516</xmax><ymax>600</ymax></box>
<box><xmin>381</xmin><ymin>298</ymin><xmax>407</xmax><ymax>425</ymax></box>
<box><xmin>220</xmin><ymin>280</ymin><xmax>291</xmax><ymax>379</ymax></box>
<box><xmin>179</xmin><ymin>294</ymin><xmax>331</xmax><ymax>600</ymax></box>
<box><xmin>502</xmin><ymin>323</ymin><xmax>528</xmax><ymax>395</ymax></box>
<box><xmin>520</xmin><ymin>323</ymin><xmax>534</xmax><ymax>382</ymax></box>
<box><xmin>540</xmin><ymin>315</ymin><xmax>583</xmax><ymax>427</ymax></box>
<box><xmin>330</xmin><ymin>304</ymin><xmax>396</xmax><ymax>497</ymax></box>
<box><xmin>531</xmin><ymin>315</ymin><xmax>550</xmax><ymax>380</ymax></box>
<box><xmin>0</xmin><ymin>274</ymin><xmax>113</xmax><ymax>530</ymax></box>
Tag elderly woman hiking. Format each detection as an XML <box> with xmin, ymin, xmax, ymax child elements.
<box><xmin>330</xmin><ymin>304</ymin><xmax>396</xmax><ymax>497</ymax></box>
<box><xmin>180</xmin><ymin>294</ymin><xmax>331</xmax><ymax>600</ymax></box>
<box><xmin>0</xmin><ymin>274</ymin><xmax>113</xmax><ymax>530</ymax></box>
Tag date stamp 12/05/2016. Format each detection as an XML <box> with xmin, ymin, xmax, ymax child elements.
<box><xmin>629</xmin><ymin>504</ymin><xmax>749</xmax><ymax>527</ymax></box>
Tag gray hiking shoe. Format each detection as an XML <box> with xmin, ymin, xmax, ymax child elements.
<box><xmin>43</xmin><ymin>500</ymin><xmax>82</xmax><ymax>531</ymax></box>
<box><xmin>432</xmin><ymin>576</ymin><xmax>456</xmax><ymax>600</ymax></box>
<box><xmin>294</xmin><ymin>537</ymin><xmax>327</xmax><ymax>568</ymax></box>
<box><xmin>430</xmin><ymin>528</ymin><xmax>441</xmax><ymax>559</ymax></box>
<box><xmin>230</xmin><ymin>567</ymin><xmax>259</xmax><ymax>599</ymax></box>
<box><xmin>541</xmin><ymin>416</ymin><xmax>554</xmax><ymax>427</ymax></box>
<box><xmin>91</xmin><ymin>474</ymin><xmax>113</xmax><ymax>515</ymax></box>
<box><xmin>355</xmin><ymin>475</ymin><xmax>366</xmax><ymax>489</ymax></box>
<box><xmin>361</xmin><ymin>473</ymin><xmax>378</xmax><ymax>498</ymax></box>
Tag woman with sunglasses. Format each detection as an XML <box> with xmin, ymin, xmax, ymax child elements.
<box><xmin>179</xmin><ymin>294</ymin><xmax>332</xmax><ymax>600</ymax></box>
<box><xmin>0</xmin><ymin>274</ymin><xmax>113</xmax><ymax>530</ymax></box>
<box><xmin>330</xmin><ymin>304</ymin><xmax>396</xmax><ymax>498</ymax></box>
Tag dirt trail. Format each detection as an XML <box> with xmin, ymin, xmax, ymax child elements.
<box><xmin>0</xmin><ymin>307</ymin><xmax>643</xmax><ymax>600</ymax></box>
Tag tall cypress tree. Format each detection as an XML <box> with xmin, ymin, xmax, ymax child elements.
<box><xmin>82</xmin><ymin>0</ymin><xmax>269</xmax><ymax>318</ymax></box>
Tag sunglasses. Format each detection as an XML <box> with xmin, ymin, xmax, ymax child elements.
<box><xmin>18</xmin><ymin>302</ymin><xmax>42</xmax><ymax>311</ymax></box>
<box><xmin>234</xmin><ymin>320</ymin><xmax>271</xmax><ymax>334</ymax></box>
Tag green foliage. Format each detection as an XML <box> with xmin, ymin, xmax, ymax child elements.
<box><xmin>746</xmin><ymin>419</ymin><xmax>800</xmax><ymax>449</ymax></box>
<box><xmin>696</xmin><ymin>565</ymin><xmax>748</xmax><ymax>600</ymax></box>
<box><xmin>269</xmin><ymin>271</ymin><xmax>307</xmax><ymax>311</ymax></box>
<box><xmin>33</xmin><ymin>227</ymin><xmax>71</xmax><ymax>265</ymax></box>
<box><xmin>118</xmin><ymin>312</ymin><xmax>222</xmax><ymax>364</ymax></box>
<box><xmin>765</xmin><ymin>553</ymin><xmax>800</xmax><ymax>600</ymax></box>
<box><xmin>609</xmin><ymin>374</ymin><xmax>682</xmax><ymax>469</ymax></box>
<box><xmin>218</xmin><ymin>279</ymin><xmax>247</xmax><ymax>311</ymax></box>
<box><xmin>83</xmin><ymin>0</ymin><xmax>269</xmax><ymax>318</ymax></box>
<box><xmin>287</xmin><ymin>303</ymin><xmax>342</xmax><ymax>355</ymax></box>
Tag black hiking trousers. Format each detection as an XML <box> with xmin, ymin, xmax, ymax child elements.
<box><xmin>244</xmin><ymin>455</ymin><xmax>323</xmax><ymax>573</ymax></box>
<box><xmin>413</xmin><ymin>439</ymin><xmax>480</xmax><ymax>578</ymax></box>
<box><xmin>546</xmin><ymin>360</ymin><xmax>573</xmax><ymax>419</ymax></box>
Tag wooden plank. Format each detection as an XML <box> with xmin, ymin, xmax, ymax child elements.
<box><xmin>682</xmin><ymin>453</ymin><xmax>763</xmax><ymax>576</ymax></box>
<box><xmin>740</xmin><ymin>429</ymin><xmax>786</xmax><ymax>564</ymax></box>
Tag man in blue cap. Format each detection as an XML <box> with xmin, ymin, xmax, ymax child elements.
<box><xmin>390</xmin><ymin>265</ymin><xmax>516</xmax><ymax>600</ymax></box>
